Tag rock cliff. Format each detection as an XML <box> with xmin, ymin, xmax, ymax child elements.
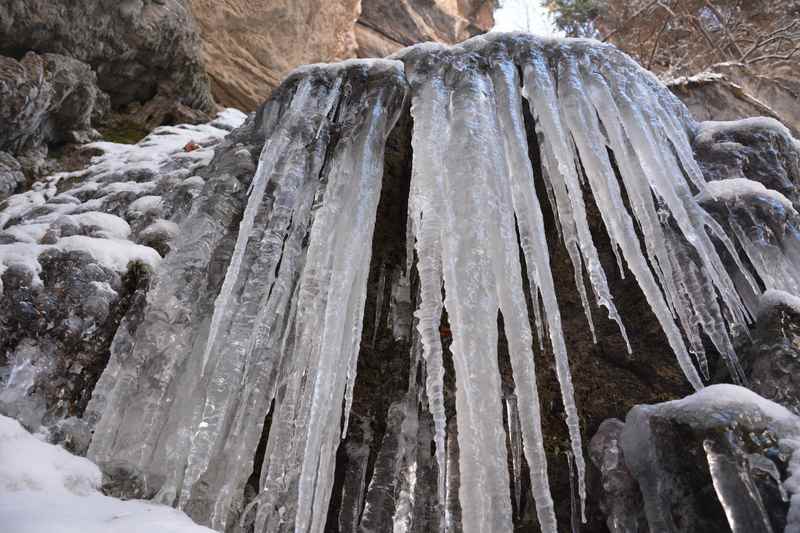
<box><xmin>188</xmin><ymin>0</ymin><xmax>495</xmax><ymax>110</ymax></box>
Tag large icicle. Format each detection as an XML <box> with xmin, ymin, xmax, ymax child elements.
<box><xmin>490</xmin><ymin>46</ymin><xmax>582</xmax><ymax>528</ymax></box>
<box><xmin>250</xmin><ymin>60</ymin><xmax>407</xmax><ymax>533</ymax></box>
<box><xmin>405</xmin><ymin>44</ymin><xmax>514</xmax><ymax>533</ymax></box>
<box><xmin>407</xmin><ymin>72</ymin><xmax>449</xmax><ymax>529</ymax></box>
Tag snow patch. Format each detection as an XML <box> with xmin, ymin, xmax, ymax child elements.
<box><xmin>0</xmin><ymin>415</ymin><xmax>214</xmax><ymax>533</ymax></box>
<box><xmin>758</xmin><ymin>289</ymin><xmax>800</xmax><ymax>317</ymax></box>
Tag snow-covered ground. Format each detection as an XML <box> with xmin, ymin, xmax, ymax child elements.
<box><xmin>0</xmin><ymin>415</ymin><xmax>214</xmax><ymax>533</ymax></box>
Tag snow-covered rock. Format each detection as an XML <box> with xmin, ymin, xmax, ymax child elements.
<box><xmin>0</xmin><ymin>109</ymin><xmax>246</xmax><ymax>436</ymax></box>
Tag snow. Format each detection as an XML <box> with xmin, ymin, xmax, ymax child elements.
<box><xmin>0</xmin><ymin>109</ymin><xmax>241</xmax><ymax>295</ymax></box>
<box><xmin>654</xmin><ymin>384</ymin><xmax>799</xmax><ymax>425</ymax></box>
<box><xmin>68</xmin><ymin>212</ymin><xmax>132</xmax><ymax>239</ymax></box>
<box><xmin>0</xmin><ymin>236</ymin><xmax>160</xmax><ymax>288</ymax></box>
<box><xmin>57</xmin><ymin>236</ymin><xmax>161</xmax><ymax>272</ymax></box>
<box><xmin>0</xmin><ymin>242</ymin><xmax>46</xmax><ymax>285</ymax></box>
<box><xmin>209</xmin><ymin>108</ymin><xmax>248</xmax><ymax>131</ymax></box>
<box><xmin>758</xmin><ymin>289</ymin><xmax>800</xmax><ymax>317</ymax></box>
<box><xmin>0</xmin><ymin>415</ymin><xmax>214</xmax><ymax>533</ymax></box>
<box><xmin>128</xmin><ymin>195</ymin><xmax>164</xmax><ymax>216</ymax></box>
<box><xmin>702</xmin><ymin>178</ymin><xmax>796</xmax><ymax>213</ymax></box>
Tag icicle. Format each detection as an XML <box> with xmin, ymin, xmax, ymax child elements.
<box><xmin>249</xmin><ymin>60</ymin><xmax>406</xmax><ymax>533</ymax></box>
<box><xmin>505</xmin><ymin>394</ymin><xmax>524</xmax><ymax>514</ymax></box>
<box><xmin>521</xmin><ymin>48</ymin><xmax>629</xmax><ymax>353</ymax></box>
<box><xmin>567</xmin><ymin>451</ymin><xmax>580</xmax><ymax>533</ymax></box>
<box><xmin>338</xmin><ymin>419</ymin><xmax>373</xmax><ymax>533</ymax></box>
<box><xmin>488</xmin><ymin>52</ymin><xmax>563</xmax><ymax>531</ymax></box>
<box><xmin>408</xmin><ymin>73</ymin><xmax>449</xmax><ymax>528</ymax></box>
<box><xmin>407</xmin><ymin>47</ymin><xmax>514</xmax><ymax>532</ymax></box>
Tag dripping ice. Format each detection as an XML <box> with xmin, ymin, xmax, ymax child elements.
<box><xmin>81</xmin><ymin>33</ymin><xmax>800</xmax><ymax>533</ymax></box>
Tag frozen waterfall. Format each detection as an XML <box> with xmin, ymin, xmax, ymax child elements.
<box><xmin>82</xmin><ymin>34</ymin><xmax>799</xmax><ymax>533</ymax></box>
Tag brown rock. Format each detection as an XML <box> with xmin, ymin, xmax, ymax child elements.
<box><xmin>189</xmin><ymin>0</ymin><xmax>361</xmax><ymax>111</ymax></box>
<box><xmin>189</xmin><ymin>0</ymin><xmax>495</xmax><ymax>110</ymax></box>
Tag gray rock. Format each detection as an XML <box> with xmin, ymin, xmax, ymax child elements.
<box><xmin>0</xmin><ymin>52</ymin><xmax>106</xmax><ymax>159</ymax></box>
<box><xmin>712</xmin><ymin>62</ymin><xmax>800</xmax><ymax>137</ymax></box>
<box><xmin>669</xmin><ymin>73</ymin><xmax>790</xmax><ymax>133</ymax></box>
<box><xmin>620</xmin><ymin>385</ymin><xmax>795</xmax><ymax>533</ymax></box>
<box><xmin>0</xmin><ymin>151</ymin><xmax>24</xmax><ymax>201</ymax></box>
<box><xmin>0</xmin><ymin>0</ymin><xmax>214</xmax><ymax>124</ymax></box>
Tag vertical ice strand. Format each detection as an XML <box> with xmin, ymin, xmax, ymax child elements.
<box><xmin>249</xmin><ymin>59</ymin><xmax>407</xmax><ymax>533</ymax></box>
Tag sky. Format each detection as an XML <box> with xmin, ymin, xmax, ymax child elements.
<box><xmin>492</xmin><ymin>0</ymin><xmax>559</xmax><ymax>35</ymax></box>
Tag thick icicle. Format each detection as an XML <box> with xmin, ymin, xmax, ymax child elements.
<box><xmin>487</xmin><ymin>50</ymin><xmax>565</xmax><ymax>530</ymax></box>
<box><xmin>521</xmin><ymin>47</ymin><xmax>630</xmax><ymax>354</ymax></box>
<box><xmin>250</xmin><ymin>60</ymin><xmax>407</xmax><ymax>533</ymax></box>
<box><xmin>405</xmin><ymin>45</ymin><xmax>514</xmax><ymax>533</ymax></box>
<box><xmin>408</xmin><ymin>74</ymin><xmax>449</xmax><ymax>528</ymax></box>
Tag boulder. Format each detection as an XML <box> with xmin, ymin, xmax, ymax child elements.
<box><xmin>0</xmin><ymin>0</ymin><xmax>215</xmax><ymax>126</ymax></box>
<box><xmin>0</xmin><ymin>52</ymin><xmax>106</xmax><ymax>160</ymax></box>
<box><xmin>692</xmin><ymin>117</ymin><xmax>800</xmax><ymax>206</ymax></box>
<box><xmin>613</xmin><ymin>385</ymin><xmax>800</xmax><ymax>532</ymax></box>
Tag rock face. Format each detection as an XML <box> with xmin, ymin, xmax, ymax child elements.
<box><xmin>668</xmin><ymin>73</ymin><xmax>790</xmax><ymax>133</ymax></box>
<box><xmin>0</xmin><ymin>152</ymin><xmax>25</xmax><ymax>202</ymax></box>
<box><xmin>713</xmin><ymin>62</ymin><xmax>800</xmax><ymax>136</ymax></box>
<box><xmin>0</xmin><ymin>52</ymin><xmax>107</xmax><ymax>175</ymax></box>
<box><xmin>0</xmin><ymin>0</ymin><xmax>215</xmax><ymax>126</ymax></box>
<box><xmin>742</xmin><ymin>291</ymin><xmax>800</xmax><ymax>417</ymax></box>
<box><xmin>355</xmin><ymin>0</ymin><xmax>494</xmax><ymax>58</ymax></box>
<box><xmin>669</xmin><ymin>64</ymin><xmax>800</xmax><ymax>139</ymax></box>
<box><xmin>188</xmin><ymin>0</ymin><xmax>495</xmax><ymax>110</ymax></box>
<box><xmin>188</xmin><ymin>0</ymin><xmax>361</xmax><ymax>111</ymax></box>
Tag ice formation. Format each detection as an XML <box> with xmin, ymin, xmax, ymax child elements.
<box><xmin>5</xmin><ymin>33</ymin><xmax>800</xmax><ymax>533</ymax></box>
